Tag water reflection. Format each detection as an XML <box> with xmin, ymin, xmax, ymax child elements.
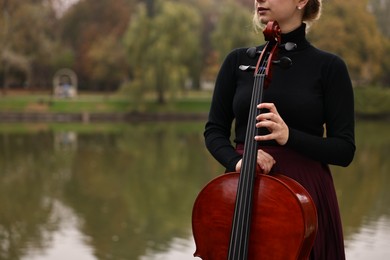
<box><xmin>0</xmin><ymin>123</ymin><xmax>217</xmax><ymax>260</ymax></box>
<box><xmin>332</xmin><ymin>120</ymin><xmax>390</xmax><ymax>259</ymax></box>
<box><xmin>0</xmin><ymin>121</ymin><xmax>389</xmax><ymax>259</ymax></box>
<box><xmin>22</xmin><ymin>199</ymin><xmax>95</xmax><ymax>260</ymax></box>
<box><xmin>345</xmin><ymin>217</ymin><xmax>390</xmax><ymax>259</ymax></box>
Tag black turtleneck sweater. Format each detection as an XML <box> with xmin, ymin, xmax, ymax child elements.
<box><xmin>204</xmin><ymin>23</ymin><xmax>355</xmax><ymax>172</ymax></box>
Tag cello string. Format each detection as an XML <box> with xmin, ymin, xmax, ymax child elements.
<box><xmin>243</xmin><ymin>54</ymin><xmax>269</xmax><ymax>255</ymax></box>
<box><xmin>229</xmin><ymin>47</ymin><xmax>270</xmax><ymax>259</ymax></box>
<box><xmin>232</xmin><ymin>73</ymin><xmax>258</xmax><ymax>257</ymax></box>
<box><xmin>238</xmin><ymin>49</ymin><xmax>269</xmax><ymax>257</ymax></box>
<box><xmin>230</xmin><ymin>71</ymin><xmax>259</xmax><ymax>258</ymax></box>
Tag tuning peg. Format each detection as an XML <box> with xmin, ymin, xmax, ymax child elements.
<box><xmin>239</xmin><ymin>65</ymin><xmax>256</xmax><ymax>71</ymax></box>
<box><xmin>279</xmin><ymin>42</ymin><xmax>297</xmax><ymax>51</ymax></box>
<box><xmin>272</xmin><ymin>56</ymin><xmax>292</xmax><ymax>69</ymax></box>
<box><xmin>246</xmin><ymin>47</ymin><xmax>260</xmax><ymax>58</ymax></box>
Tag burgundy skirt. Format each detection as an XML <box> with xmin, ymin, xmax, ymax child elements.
<box><xmin>236</xmin><ymin>145</ymin><xmax>346</xmax><ymax>260</ymax></box>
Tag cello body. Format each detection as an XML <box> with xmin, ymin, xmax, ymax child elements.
<box><xmin>192</xmin><ymin>171</ymin><xmax>317</xmax><ymax>260</ymax></box>
<box><xmin>192</xmin><ymin>21</ymin><xmax>318</xmax><ymax>259</ymax></box>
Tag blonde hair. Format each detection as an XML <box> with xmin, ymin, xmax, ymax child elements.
<box><xmin>253</xmin><ymin>0</ymin><xmax>322</xmax><ymax>30</ymax></box>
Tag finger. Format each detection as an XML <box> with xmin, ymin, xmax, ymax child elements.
<box><xmin>254</xmin><ymin>133</ymin><xmax>276</xmax><ymax>142</ymax></box>
<box><xmin>235</xmin><ymin>159</ymin><xmax>242</xmax><ymax>172</ymax></box>
<box><xmin>254</xmin><ymin>133</ymin><xmax>277</xmax><ymax>141</ymax></box>
<box><xmin>257</xmin><ymin>103</ymin><xmax>277</xmax><ymax>113</ymax></box>
<box><xmin>257</xmin><ymin>157</ymin><xmax>275</xmax><ymax>174</ymax></box>
<box><xmin>257</xmin><ymin>150</ymin><xmax>275</xmax><ymax>163</ymax></box>
<box><xmin>257</xmin><ymin>150</ymin><xmax>275</xmax><ymax>170</ymax></box>
<box><xmin>256</xmin><ymin>112</ymin><xmax>276</xmax><ymax>122</ymax></box>
<box><xmin>256</xmin><ymin>119</ymin><xmax>277</xmax><ymax>129</ymax></box>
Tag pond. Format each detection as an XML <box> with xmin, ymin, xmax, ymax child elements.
<box><xmin>0</xmin><ymin>120</ymin><xmax>389</xmax><ymax>259</ymax></box>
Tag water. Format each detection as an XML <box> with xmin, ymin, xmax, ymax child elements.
<box><xmin>0</xmin><ymin>121</ymin><xmax>389</xmax><ymax>259</ymax></box>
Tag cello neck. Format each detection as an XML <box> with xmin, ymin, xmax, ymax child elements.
<box><xmin>227</xmin><ymin>21</ymin><xmax>280</xmax><ymax>260</ymax></box>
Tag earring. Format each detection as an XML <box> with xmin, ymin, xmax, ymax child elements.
<box><xmin>297</xmin><ymin>6</ymin><xmax>302</xmax><ymax>10</ymax></box>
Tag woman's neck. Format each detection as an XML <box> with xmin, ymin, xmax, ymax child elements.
<box><xmin>278</xmin><ymin>19</ymin><xmax>302</xmax><ymax>34</ymax></box>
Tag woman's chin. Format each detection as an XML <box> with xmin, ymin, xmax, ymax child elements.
<box><xmin>259</xmin><ymin>17</ymin><xmax>270</xmax><ymax>25</ymax></box>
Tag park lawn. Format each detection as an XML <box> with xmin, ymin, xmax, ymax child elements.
<box><xmin>0</xmin><ymin>91</ymin><xmax>212</xmax><ymax>113</ymax></box>
<box><xmin>0</xmin><ymin>87</ymin><xmax>389</xmax><ymax>116</ymax></box>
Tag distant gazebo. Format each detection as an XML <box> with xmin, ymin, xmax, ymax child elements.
<box><xmin>53</xmin><ymin>68</ymin><xmax>78</xmax><ymax>98</ymax></box>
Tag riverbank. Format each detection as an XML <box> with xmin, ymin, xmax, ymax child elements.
<box><xmin>1</xmin><ymin>111</ymin><xmax>387</xmax><ymax>123</ymax></box>
<box><xmin>0</xmin><ymin>111</ymin><xmax>208</xmax><ymax>123</ymax></box>
<box><xmin>0</xmin><ymin>87</ymin><xmax>389</xmax><ymax>122</ymax></box>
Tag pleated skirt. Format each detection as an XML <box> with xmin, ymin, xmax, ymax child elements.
<box><xmin>236</xmin><ymin>145</ymin><xmax>346</xmax><ymax>260</ymax></box>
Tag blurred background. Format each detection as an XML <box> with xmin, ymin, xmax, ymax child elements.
<box><xmin>0</xmin><ymin>0</ymin><xmax>389</xmax><ymax>259</ymax></box>
<box><xmin>1</xmin><ymin>0</ymin><xmax>389</xmax><ymax>95</ymax></box>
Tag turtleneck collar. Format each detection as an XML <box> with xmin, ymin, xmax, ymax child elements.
<box><xmin>280</xmin><ymin>23</ymin><xmax>311</xmax><ymax>51</ymax></box>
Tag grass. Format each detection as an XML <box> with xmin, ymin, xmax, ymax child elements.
<box><xmin>0</xmin><ymin>93</ymin><xmax>133</xmax><ymax>113</ymax></box>
<box><xmin>354</xmin><ymin>86</ymin><xmax>390</xmax><ymax>115</ymax></box>
<box><xmin>0</xmin><ymin>87</ymin><xmax>389</xmax><ymax>116</ymax></box>
<box><xmin>0</xmin><ymin>92</ymin><xmax>211</xmax><ymax>113</ymax></box>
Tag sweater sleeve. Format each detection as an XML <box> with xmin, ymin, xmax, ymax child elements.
<box><xmin>286</xmin><ymin>56</ymin><xmax>355</xmax><ymax>167</ymax></box>
<box><xmin>204</xmin><ymin>50</ymin><xmax>242</xmax><ymax>172</ymax></box>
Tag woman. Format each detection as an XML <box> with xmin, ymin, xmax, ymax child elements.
<box><xmin>203</xmin><ymin>0</ymin><xmax>355</xmax><ymax>259</ymax></box>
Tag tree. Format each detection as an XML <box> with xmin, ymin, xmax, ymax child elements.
<box><xmin>86</xmin><ymin>35</ymin><xmax>128</xmax><ymax>92</ymax></box>
<box><xmin>123</xmin><ymin>0</ymin><xmax>202</xmax><ymax>105</ymax></box>
<box><xmin>0</xmin><ymin>0</ymin><xmax>60</xmax><ymax>91</ymax></box>
<box><xmin>368</xmin><ymin>0</ymin><xmax>390</xmax><ymax>38</ymax></box>
<box><xmin>211</xmin><ymin>0</ymin><xmax>260</xmax><ymax>63</ymax></box>
<box><xmin>2</xmin><ymin>0</ymin><xmax>389</xmax><ymax>92</ymax></box>
<box><xmin>368</xmin><ymin>0</ymin><xmax>390</xmax><ymax>86</ymax></box>
<box><xmin>308</xmin><ymin>0</ymin><xmax>388</xmax><ymax>85</ymax></box>
<box><xmin>59</xmin><ymin>0</ymin><xmax>132</xmax><ymax>90</ymax></box>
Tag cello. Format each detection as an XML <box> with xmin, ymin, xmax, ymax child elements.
<box><xmin>192</xmin><ymin>21</ymin><xmax>318</xmax><ymax>260</ymax></box>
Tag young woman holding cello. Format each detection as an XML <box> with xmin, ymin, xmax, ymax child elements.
<box><xmin>195</xmin><ymin>0</ymin><xmax>355</xmax><ymax>259</ymax></box>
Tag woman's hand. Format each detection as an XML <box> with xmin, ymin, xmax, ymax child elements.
<box><xmin>235</xmin><ymin>149</ymin><xmax>276</xmax><ymax>174</ymax></box>
<box><xmin>254</xmin><ymin>103</ymin><xmax>289</xmax><ymax>145</ymax></box>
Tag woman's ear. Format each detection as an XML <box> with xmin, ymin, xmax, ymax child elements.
<box><xmin>297</xmin><ymin>0</ymin><xmax>309</xmax><ymax>10</ymax></box>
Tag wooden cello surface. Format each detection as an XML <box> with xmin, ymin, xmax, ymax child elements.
<box><xmin>192</xmin><ymin>172</ymin><xmax>317</xmax><ymax>260</ymax></box>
